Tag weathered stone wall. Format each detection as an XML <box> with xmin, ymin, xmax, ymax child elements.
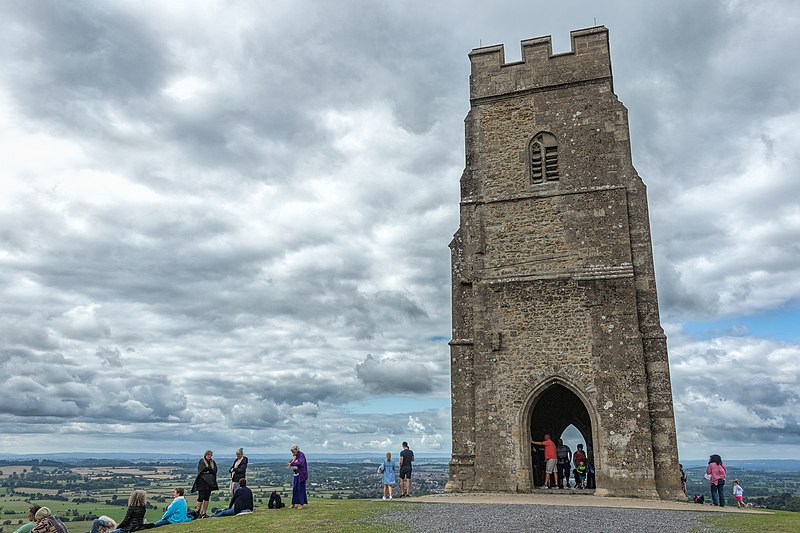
<box><xmin>447</xmin><ymin>26</ymin><xmax>683</xmax><ymax>499</ymax></box>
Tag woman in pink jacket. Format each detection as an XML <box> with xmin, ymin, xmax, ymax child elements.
<box><xmin>706</xmin><ymin>454</ymin><xmax>727</xmax><ymax>506</ymax></box>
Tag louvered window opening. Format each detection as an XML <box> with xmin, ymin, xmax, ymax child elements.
<box><xmin>529</xmin><ymin>132</ymin><xmax>559</xmax><ymax>184</ymax></box>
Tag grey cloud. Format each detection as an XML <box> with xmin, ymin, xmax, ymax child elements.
<box><xmin>671</xmin><ymin>334</ymin><xmax>800</xmax><ymax>448</ymax></box>
<box><xmin>356</xmin><ymin>354</ymin><xmax>433</xmax><ymax>394</ymax></box>
<box><xmin>96</xmin><ymin>346</ymin><xmax>122</xmax><ymax>367</ymax></box>
<box><xmin>0</xmin><ymin>349</ymin><xmax>189</xmax><ymax>423</ymax></box>
<box><xmin>1</xmin><ymin>0</ymin><xmax>799</xmax><ymax>456</ymax></box>
<box><xmin>1</xmin><ymin>1</ymin><xmax>171</xmax><ymax>133</ymax></box>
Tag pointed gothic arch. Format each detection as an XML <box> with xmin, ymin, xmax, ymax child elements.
<box><xmin>520</xmin><ymin>378</ymin><xmax>597</xmax><ymax>491</ymax></box>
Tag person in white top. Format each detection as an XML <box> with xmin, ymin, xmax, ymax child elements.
<box><xmin>732</xmin><ymin>479</ymin><xmax>746</xmax><ymax>509</ymax></box>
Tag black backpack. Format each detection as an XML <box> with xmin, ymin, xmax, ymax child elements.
<box><xmin>268</xmin><ymin>491</ymin><xmax>285</xmax><ymax>509</ymax></box>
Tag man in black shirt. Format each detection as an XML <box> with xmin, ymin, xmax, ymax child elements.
<box><xmin>212</xmin><ymin>478</ymin><xmax>254</xmax><ymax>517</ymax></box>
<box><xmin>399</xmin><ymin>441</ymin><xmax>414</xmax><ymax>497</ymax></box>
<box><xmin>556</xmin><ymin>438</ymin><xmax>572</xmax><ymax>488</ymax></box>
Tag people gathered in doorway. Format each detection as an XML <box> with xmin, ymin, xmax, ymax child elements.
<box><xmin>529</xmin><ymin>436</ymin><xmax>598</xmax><ymax>490</ymax></box>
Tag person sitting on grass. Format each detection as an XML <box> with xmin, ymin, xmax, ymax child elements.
<box><xmin>212</xmin><ymin>478</ymin><xmax>254</xmax><ymax>517</ymax></box>
<box><xmin>87</xmin><ymin>515</ymin><xmax>116</xmax><ymax>533</ymax></box>
<box><xmin>152</xmin><ymin>487</ymin><xmax>192</xmax><ymax>527</ymax></box>
<box><xmin>31</xmin><ymin>507</ymin><xmax>68</xmax><ymax>533</ymax></box>
<box><xmin>103</xmin><ymin>489</ymin><xmax>148</xmax><ymax>533</ymax></box>
<box><xmin>13</xmin><ymin>504</ymin><xmax>41</xmax><ymax>533</ymax></box>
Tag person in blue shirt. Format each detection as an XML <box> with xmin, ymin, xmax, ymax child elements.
<box><xmin>152</xmin><ymin>487</ymin><xmax>193</xmax><ymax>527</ymax></box>
<box><xmin>380</xmin><ymin>452</ymin><xmax>396</xmax><ymax>500</ymax></box>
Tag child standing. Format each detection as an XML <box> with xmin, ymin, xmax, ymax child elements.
<box><xmin>574</xmin><ymin>460</ymin><xmax>587</xmax><ymax>489</ymax></box>
<box><xmin>732</xmin><ymin>479</ymin><xmax>746</xmax><ymax>508</ymax></box>
<box><xmin>379</xmin><ymin>452</ymin><xmax>396</xmax><ymax>500</ymax></box>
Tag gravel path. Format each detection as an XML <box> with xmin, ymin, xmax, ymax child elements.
<box><xmin>379</xmin><ymin>503</ymin><xmax>722</xmax><ymax>533</ymax></box>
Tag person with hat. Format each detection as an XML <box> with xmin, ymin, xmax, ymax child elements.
<box><xmin>31</xmin><ymin>507</ymin><xmax>68</xmax><ymax>533</ymax></box>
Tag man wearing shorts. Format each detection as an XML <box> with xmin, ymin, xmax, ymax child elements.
<box><xmin>398</xmin><ymin>441</ymin><xmax>414</xmax><ymax>497</ymax></box>
<box><xmin>531</xmin><ymin>434</ymin><xmax>558</xmax><ymax>489</ymax></box>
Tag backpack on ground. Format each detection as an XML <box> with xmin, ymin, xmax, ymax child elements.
<box><xmin>268</xmin><ymin>491</ymin><xmax>285</xmax><ymax>509</ymax></box>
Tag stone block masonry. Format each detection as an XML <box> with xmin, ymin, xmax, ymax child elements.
<box><xmin>446</xmin><ymin>26</ymin><xmax>682</xmax><ymax>500</ymax></box>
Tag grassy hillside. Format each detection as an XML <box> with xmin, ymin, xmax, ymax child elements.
<box><xmin>705</xmin><ymin>510</ymin><xmax>800</xmax><ymax>533</ymax></box>
<box><xmin>5</xmin><ymin>499</ymin><xmax>800</xmax><ymax>532</ymax></box>
<box><xmin>63</xmin><ymin>500</ymin><xmax>800</xmax><ymax>533</ymax></box>
<box><xmin>135</xmin><ymin>500</ymin><xmax>405</xmax><ymax>533</ymax></box>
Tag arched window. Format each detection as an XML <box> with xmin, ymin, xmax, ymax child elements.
<box><xmin>529</xmin><ymin>131</ymin><xmax>559</xmax><ymax>184</ymax></box>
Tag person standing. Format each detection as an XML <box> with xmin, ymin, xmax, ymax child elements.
<box><xmin>706</xmin><ymin>454</ymin><xmax>727</xmax><ymax>506</ymax></box>
<box><xmin>531</xmin><ymin>433</ymin><xmax>558</xmax><ymax>489</ymax></box>
<box><xmin>732</xmin><ymin>479</ymin><xmax>746</xmax><ymax>509</ymax></box>
<box><xmin>379</xmin><ymin>452</ymin><xmax>396</xmax><ymax>500</ymax></box>
<box><xmin>574</xmin><ymin>460</ymin><xmax>587</xmax><ymax>489</ymax></box>
<box><xmin>191</xmin><ymin>450</ymin><xmax>219</xmax><ymax>518</ymax></box>
<box><xmin>229</xmin><ymin>448</ymin><xmax>248</xmax><ymax>494</ymax></box>
<box><xmin>288</xmin><ymin>444</ymin><xmax>309</xmax><ymax>509</ymax></box>
<box><xmin>585</xmin><ymin>444</ymin><xmax>596</xmax><ymax>489</ymax></box>
<box><xmin>680</xmin><ymin>463</ymin><xmax>687</xmax><ymax>497</ymax></box>
<box><xmin>398</xmin><ymin>441</ymin><xmax>414</xmax><ymax>497</ymax></box>
<box><xmin>556</xmin><ymin>438</ymin><xmax>572</xmax><ymax>488</ymax></box>
<box><xmin>572</xmin><ymin>443</ymin><xmax>587</xmax><ymax>489</ymax></box>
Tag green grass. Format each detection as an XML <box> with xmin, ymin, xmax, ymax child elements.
<box><xmin>138</xmin><ymin>499</ymin><xmax>409</xmax><ymax>533</ymax></box>
<box><xmin>702</xmin><ymin>509</ymin><xmax>800</xmax><ymax>532</ymax></box>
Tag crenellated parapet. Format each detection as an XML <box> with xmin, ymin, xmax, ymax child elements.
<box><xmin>469</xmin><ymin>26</ymin><xmax>612</xmax><ymax>101</ymax></box>
<box><xmin>450</xmin><ymin>26</ymin><xmax>683</xmax><ymax>500</ymax></box>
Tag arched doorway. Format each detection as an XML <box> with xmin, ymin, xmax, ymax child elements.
<box><xmin>529</xmin><ymin>383</ymin><xmax>594</xmax><ymax>489</ymax></box>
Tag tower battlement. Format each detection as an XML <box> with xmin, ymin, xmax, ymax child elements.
<box><xmin>469</xmin><ymin>26</ymin><xmax>612</xmax><ymax>101</ymax></box>
<box><xmin>448</xmin><ymin>26</ymin><xmax>682</xmax><ymax>500</ymax></box>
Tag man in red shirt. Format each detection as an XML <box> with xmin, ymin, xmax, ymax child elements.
<box><xmin>531</xmin><ymin>433</ymin><xmax>558</xmax><ymax>489</ymax></box>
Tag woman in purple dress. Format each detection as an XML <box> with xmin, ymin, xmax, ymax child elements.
<box><xmin>288</xmin><ymin>444</ymin><xmax>308</xmax><ymax>509</ymax></box>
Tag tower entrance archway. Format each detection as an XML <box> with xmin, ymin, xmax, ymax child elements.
<box><xmin>529</xmin><ymin>384</ymin><xmax>594</xmax><ymax>489</ymax></box>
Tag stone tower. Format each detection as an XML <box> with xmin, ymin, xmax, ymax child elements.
<box><xmin>446</xmin><ymin>26</ymin><xmax>682</xmax><ymax>499</ymax></box>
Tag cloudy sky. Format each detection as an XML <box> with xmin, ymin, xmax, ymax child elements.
<box><xmin>1</xmin><ymin>0</ymin><xmax>798</xmax><ymax>461</ymax></box>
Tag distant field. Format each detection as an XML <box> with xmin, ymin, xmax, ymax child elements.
<box><xmin>11</xmin><ymin>487</ymin><xmax>59</xmax><ymax>495</ymax></box>
<box><xmin>0</xmin><ymin>466</ymin><xmax>35</xmax><ymax>479</ymax></box>
<box><xmin>72</xmin><ymin>466</ymin><xmax>181</xmax><ymax>479</ymax></box>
